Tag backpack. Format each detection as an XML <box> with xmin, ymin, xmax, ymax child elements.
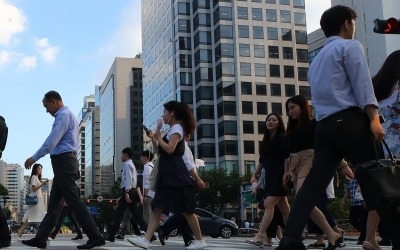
<box><xmin>0</xmin><ymin>116</ymin><xmax>8</xmax><ymax>158</ymax></box>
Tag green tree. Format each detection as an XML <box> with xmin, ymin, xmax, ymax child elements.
<box><xmin>3</xmin><ymin>207</ymin><xmax>11</xmax><ymax>220</ymax></box>
<box><xmin>197</xmin><ymin>169</ymin><xmax>244</xmax><ymax>215</ymax></box>
<box><xmin>0</xmin><ymin>183</ymin><xmax>8</xmax><ymax>196</ymax></box>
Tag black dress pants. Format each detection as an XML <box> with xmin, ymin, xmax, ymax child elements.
<box><xmin>36</xmin><ymin>153</ymin><xmax>101</xmax><ymax>242</ymax></box>
<box><xmin>0</xmin><ymin>208</ymin><xmax>11</xmax><ymax>242</ymax></box>
<box><xmin>349</xmin><ymin>205</ymin><xmax>368</xmax><ymax>241</ymax></box>
<box><xmin>283</xmin><ymin>108</ymin><xmax>400</xmax><ymax>250</ymax></box>
<box><xmin>158</xmin><ymin>213</ymin><xmax>194</xmax><ymax>244</ymax></box>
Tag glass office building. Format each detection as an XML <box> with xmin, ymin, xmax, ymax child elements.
<box><xmin>142</xmin><ymin>0</ymin><xmax>309</xmax><ymax>175</ymax></box>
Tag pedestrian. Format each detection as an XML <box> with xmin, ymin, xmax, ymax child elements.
<box><xmin>128</xmin><ymin>100</ymin><xmax>206</xmax><ymax>249</ymax></box>
<box><xmin>247</xmin><ymin>113</ymin><xmax>290</xmax><ymax>246</ymax></box>
<box><xmin>340</xmin><ymin>165</ymin><xmax>368</xmax><ymax>245</ymax></box>
<box><xmin>277</xmin><ymin>5</ymin><xmax>400</xmax><ymax>250</ymax></box>
<box><xmin>105</xmin><ymin>147</ymin><xmax>152</xmax><ymax>242</ymax></box>
<box><xmin>22</xmin><ymin>90</ymin><xmax>105</xmax><ymax>249</ymax></box>
<box><xmin>49</xmin><ymin>200</ymin><xmax>83</xmax><ymax>240</ymax></box>
<box><xmin>141</xmin><ymin>150</ymin><xmax>155</xmax><ymax>223</ymax></box>
<box><xmin>0</xmin><ymin>115</ymin><xmax>11</xmax><ymax>249</ymax></box>
<box><xmin>17</xmin><ymin>163</ymin><xmax>48</xmax><ymax>241</ymax></box>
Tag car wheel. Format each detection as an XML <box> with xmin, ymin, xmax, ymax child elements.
<box><xmin>169</xmin><ymin>228</ymin><xmax>178</xmax><ymax>237</ymax></box>
<box><xmin>220</xmin><ymin>225</ymin><xmax>232</xmax><ymax>238</ymax></box>
<box><xmin>209</xmin><ymin>234</ymin><xmax>219</xmax><ymax>238</ymax></box>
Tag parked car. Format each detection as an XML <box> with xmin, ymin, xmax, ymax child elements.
<box><xmin>162</xmin><ymin>208</ymin><xmax>239</xmax><ymax>238</ymax></box>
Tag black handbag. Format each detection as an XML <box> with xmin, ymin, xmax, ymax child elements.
<box><xmin>25</xmin><ymin>195</ymin><xmax>38</xmax><ymax>205</ymax></box>
<box><xmin>356</xmin><ymin>140</ymin><xmax>400</xmax><ymax>208</ymax></box>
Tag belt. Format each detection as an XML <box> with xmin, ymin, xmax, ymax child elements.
<box><xmin>50</xmin><ymin>151</ymin><xmax>77</xmax><ymax>158</ymax></box>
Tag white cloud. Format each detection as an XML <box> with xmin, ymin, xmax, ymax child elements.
<box><xmin>306</xmin><ymin>0</ymin><xmax>332</xmax><ymax>33</ymax></box>
<box><xmin>35</xmin><ymin>37</ymin><xmax>59</xmax><ymax>63</ymax></box>
<box><xmin>0</xmin><ymin>50</ymin><xmax>11</xmax><ymax>66</ymax></box>
<box><xmin>18</xmin><ymin>55</ymin><xmax>37</xmax><ymax>70</ymax></box>
<box><xmin>0</xmin><ymin>0</ymin><xmax>27</xmax><ymax>45</ymax></box>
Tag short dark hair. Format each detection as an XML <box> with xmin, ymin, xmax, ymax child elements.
<box><xmin>44</xmin><ymin>90</ymin><xmax>62</xmax><ymax>102</ymax></box>
<box><xmin>141</xmin><ymin>150</ymin><xmax>154</xmax><ymax>161</ymax></box>
<box><xmin>122</xmin><ymin>147</ymin><xmax>133</xmax><ymax>159</ymax></box>
<box><xmin>320</xmin><ymin>5</ymin><xmax>357</xmax><ymax>37</ymax></box>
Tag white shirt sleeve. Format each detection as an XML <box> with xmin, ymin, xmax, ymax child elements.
<box><xmin>167</xmin><ymin>124</ymin><xmax>184</xmax><ymax>140</ymax></box>
<box><xmin>182</xmin><ymin>142</ymin><xmax>196</xmax><ymax>171</ymax></box>
<box><xmin>142</xmin><ymin>163</ymin><xmax>153</xmax><ymax>190</ymax></box>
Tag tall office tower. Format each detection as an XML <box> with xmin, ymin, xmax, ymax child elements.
<box><xmin>331</xmin><ymin>0</ymin><xmax>400</xmax><ymax>75</ymax></box>
<box><xmin>0</xmin><ymin>161</ymin><xmax>24</xmax><ymax>222</ymax></box>
<box><xmin>99</xmin><ymin>56</ymin><xmax>143</xmax><ymax>193</ymax></box>
<box><xmin>142</xmin><ymin>0</ymin><xmax>309</xmax><ymax>175</ymax></box>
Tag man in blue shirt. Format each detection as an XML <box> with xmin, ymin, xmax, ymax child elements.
<box><xmin>277</xmin><ymin>5</ymin><xmax>400</xmax><ymax>250</ymax></box>
<box><xmin>22</xmin><ymin>91</ymin><xmax>105</xmax><ymax>249</ymax></box>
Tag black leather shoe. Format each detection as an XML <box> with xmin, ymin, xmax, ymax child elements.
<box><xmin>322</xmin><ymin>243</ymin><xmax>345</xmax><ymax>250</ymax></box>
<box><xmin>115</xmin><ymin>234</ymin><xmax>124</xmax><ymax>240</ymax></box>
<box><xmin>150</xmin><ymin>234</ymin><xmax>157</xmax><ymax>242</ymax></box>
<box><xmin>104</xmin><ymin>235</ymin><xmax>115</xmax><ymax>242</ymax></box>
<box><xmin>276</xmin><ymin>236</ymin><xmax>306</xmax><ymax>250</ymax></box>
<box><xmin>158</xmin><ymin>230</ymin><xmax>166</xmax><ymax>246</ymax></box>
<box><xmin>77</xmin><ymin>236</ymin><xmax>105</xmax><ymax>249</ymax></box>
<box><xmin>71</xmin><ymin>235</ymin><xmax>83</xmax><ymax>240</ymax></box>
<box><xmin>0</xmin><ymin>240</ymin><xmax>11</xmax><ymax>248</ymax></box>
<box><xmin>21</xmin><ymin>238</ymin><xmax>47</xmax><ymax>248</ymax></box>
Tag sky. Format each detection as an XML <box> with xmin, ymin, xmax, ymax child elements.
<box><xmin>0</xmin><ymin>0</ymin><xmax>331</xmax><ymax>179</ymax></box>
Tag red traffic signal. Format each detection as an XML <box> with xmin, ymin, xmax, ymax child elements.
<box><xmin>374</xmin><ymin>18</ymin><xmax>400</xmax><ymax>34</ymax></box>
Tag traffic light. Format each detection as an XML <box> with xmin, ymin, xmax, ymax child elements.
<box><xmin>373</xmin><ymin>18</ymin><xmax>400</xmax><ymax>34</ymax></box>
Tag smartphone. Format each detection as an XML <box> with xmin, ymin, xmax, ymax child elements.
<box><xmin>142</xmin><ymin>124</ymin><xmax>151</xmax><ymax>135</ymax></box>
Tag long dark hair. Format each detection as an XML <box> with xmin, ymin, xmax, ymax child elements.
<box><xmin>164</xmin><ymin>101</ymin><xmax>195</xmax><ymax>140</ymax></box>
<box><xmin>372</xmin><ymin>50</ymin><xmax>400</xmax><ymax>101</ymax></box>
<box><xmin>259</xmin><ymin>113</ymin><xmax>286</xmax><ymax>154</ymax></box>
<box><xmin>29</xmin><ymin>163</ymin><xmax>42</xmax><ymax>184</ymax></box>
<box><xmin>286</xmin><ymin>95</ymin><xmax>313</xmax><ymax>140</ymax></box>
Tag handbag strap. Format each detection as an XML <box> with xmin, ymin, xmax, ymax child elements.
<box><xmin>375</xmin><ymin>139</ymin><xmax>396</xmax><ymax>163</ymax></box>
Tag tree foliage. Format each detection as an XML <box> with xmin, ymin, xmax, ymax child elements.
<box><xmin>0</xmin><ymin>183</ymin><xmax>8</xmax><ymax>196</ymax></box>
<box><xmin>196</xmin><ymin>169</ymin><xmax>244</xmax><ymax>215</ymax></box>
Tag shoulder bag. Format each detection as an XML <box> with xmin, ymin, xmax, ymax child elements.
<box><xmin>25</xmin><ymin>194</ymin><xmax>38</xmax><ymax>205</ymax></box>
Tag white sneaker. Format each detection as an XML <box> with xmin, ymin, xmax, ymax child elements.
<box><xmin>186</xmin><ymin>240</ymin><xmax>207</xmax><ymax>249</ymax></box>
<box><xmin>127</xmin><ymin>236</ymin><xmax>150</xmax><ymax>250</ymax></box>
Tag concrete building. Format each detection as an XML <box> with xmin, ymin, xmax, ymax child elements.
<box><xmin>141</xmin><ymin>0</ymin><xmax>309</xmax><ymax>175</ymax></box>
<box><xmin>98</xmin><ymin>56</ymin><xmax>143</xmax><ymax>193</ymax></box>
<box><xmin>309</xmin><ymin>0</ymin><xmax>400</xmax><ymax>75</ymax></box>
<box><xmin>0</xmin><ymin>161</ymin><xmax>25</xmax><ymax>222</ymax></box>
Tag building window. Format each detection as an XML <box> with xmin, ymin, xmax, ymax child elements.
<box><xmin>196</xmin><ymin>86</ymin><xmax>213</xmax><ymax>101</ymax></box>
<box><xmin>257</xmin><ymin>102</ymin><xmax>268</xmax><ymax>115</ymax></box>
<box><xmin>252</xmin><ymin>8</ymin><xmax>263</xmax><ymax>21</ymax></box>
<box><xmin>222</xmin><ymin>62</ymin><xmax>235</xmax><ymax>76</ymax></box>
<box><xmin>195</xmin><ymin>68</ymin><xmax>213</xmax><ymax>83</ymax></box>
<box><xmin>181</xmin><ymin>90</ymin><xmax>193</xmax><ymax>104</ymax></box>
<box><xmin>197</xmin><ymin>124</ymin><xmax>215</xmax><ymax>140</ymax></box>
<box><xmin>266</xmin><ymin>0</ymin><xmax>276</xmax><ymax>3</ymax></box>
<box><xmin>180</xmin><ymin>72</ymin><xmax>192</xmax><ymax>86</ymax></box>
<box><xmin>294</xmin><ymin>12</ymin><xmax>306</xmax><ymax>26</ymax></box>
<box><xmin>258</xmin><ymin>121</ymin><xmax>265</xmax><ymax>134</ymax></box>
<box><xmin>297</xmin><ymin>49</ymin><xmax>308</xmax><ymax>62</ymax></box>
<box><xmin>271</xmin><ymin>83</ymin><xmax>281</xmax><ymax>96</ymax></box>
<box><xmin>244</xmin><ymin>141</ymin><xmax>255</xmax><ymax>154</ymax></box>
<box><xmin>254</xmin><ymin>45</ymin><xmax>265</xmax><ymax>58</ymax></box>
<box><xmin>293</xmin><ymin>0</ymin><xmax>305</xmax><ymax>8</ymax></box>
<box><xmin>219</xmin><ymin>6</ymin><xmax>232</xmax><ymax>20</ymax></box>
<box><xmin>218</xmin><ymin>121</ymin><xmax>237</xmax><ymax>136</ymax></box>
<box><xmin>284</xmin><ymin>65</ymin><xmax>294</xmax><ymax>78</ymax></box>
<box><xmin>243</xmin><ymin>121</ymin><xmax>254</xmax><ymax>134</ymax></box>
<box><xmin>269</xmin><ymin>64</ymin><xmax>280</xmax><ymax>77</ymax></box>
<box><xmin>219</xmin><ymin>140</ymin><xmax>238</xmax><ymax>156</ymax></box>
<box><xmin>267</xmin><ymin>27</ymin><xmax>278</xmax><ymax>40</ymax></box>
<box><xmin>177</xmin><ymin>19</ymin><xmax>190</xmax><ymax>33</ymax></box>
<box><xmin>285</xmin><ymin>84</ymin><xmax>295</xmax><ymax>97</ymax></box>
<box><xmin>197</xmin><ymin>143</ymin><xmax>216</xmax><ymax>158</ymax></box>
<box><xmin>239</xmin><ymin>44</ymin><xmax>250</xmax><ymax>57</ymax></box>
<box><xmin>240</xmin><ymin>62</ymin><xmax>251</xmax><ymax>76</ymax></box>
<box><xmin>238</xmin><ymin>25</ymin><xmax>249</xmax><ymax>38</ymax></box>
<box><xmin>194</xmin><ymin>13</ymin><xmax>211</xmax><ymax>30</ymax></box>
<box><xmin>215</xmin><ymin>43</ymin><xmax>234</xmax><ymax>61</ymax></box>
<box><xmin>280</xmin><ymin>0</ymin><xmax>290</xmax><ymax>4</ymax></box>
<box><xmin>256</xmin><ymin>83</ymin><xmax>267</xmax><ymax>95</ymax></box>
<box><xmin>255</xmin><ymin>63</ymin><xmax>266</xmax><ymax>77</ymax></box>
<box><xmin>238</xmin><ymin>7</ymin><xmax>248</xmax><ymax>20</ymax></box>
<box><xmin>242</xmin><ymin>101</ymin><xmax>253</xmax><ymax>114</ymax></box>
<box><xmin>282</xmin><ymin>47</ymin><xmax>293</xmax><ymax>59</ymax></box>
<box><xmin>177</xmin><ymin>37</ymin><xmax>191</xmax><ymax>50</ymax></box>
<box><xmin>195</xmin><ymin>49</ymin><xmax>212</xmax><ymax>65</ymax></box>
<box><xmin>272</xmin><ymin>102</ymin><xmax>282</xmax><ymax>114</ymax></box>
<box><xmin>177</xmin><ymin>2</ymin><xmax>190</xmax><ymax>15</ymax></box>
<box><xmin>216</xmin><ymin>82</ymin><xmax>236</xmax><ymax>98</ymax></box>
<box><xmin>223</xmin><ymin>101</ymin><xmax>236</xmax><ymax>115</ymax></box>
<box><xmin>295</xmin><ymin>30</ymin><xmax>307</xmax><ymax>44</ymax></box>
<box><xmin>282</xmin><ymin>28</ymin><xmax>292</xmax><ymax>41</ymax></box>
<box><xmin>298</xmin><ymin>67</ymin><xmax>308</xmax><ymax>81</ymax></box>
<box><xmin>196</xmin><ymin>105</ymin><xmax>214</xmax><ymax>120</ymax></box>
<box><xmin>268</xmin><ymin>46</ymin><xmax>279</xmax><ymax>58</ymax></box>
<box><xmin>194</xmin><ymin>31</ymin><xmax>211</xmax><ymax>47</ymax></box>
<box><xmin>193</xmin><ymin>0</ymin><xmax>210</xmax><ymax>12</ymax></box>
<box><xmin>245</xmin><ymin>161</ymin><xmax>256</xmax><ymax>176</ymax></box>
<box><xmin>266</xmin><ymin>9</ymin><xmax>277</xmax><ymax>22</ymax></box>
<box><xmin>179</xmin><ymin>54</ymin><xmax>192</xmax><ymax>68</ymax></box>
<box><xmin>280</xmin><ymin>10</ymin><xmax>291</xmax><ymax>23</ymax></box>
<box><xmin>253</xmin><ymin>26</ymin><xmax>264</xmax><ymax>39</ymax></box>
<box><xmin>299</xmin><ymin>86</ymin><xmax>311</xmax><ymax>99</ymax></box>
<box><xmin>220</xmin><ymin>25</ymin><xmax>233</xmax><ymax>38</ymax></box>
<box><xmin>241</xmin><ymin>82</ymin><xmax>252</xmax><ymax>95</ymax></box>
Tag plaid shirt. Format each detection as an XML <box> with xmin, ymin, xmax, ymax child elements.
<box><xmin>345</xmin><ymin>179</ymin><xmax>364</xmax><ymax>206</ymax></box>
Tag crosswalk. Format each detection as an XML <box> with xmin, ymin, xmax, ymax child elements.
<box><xmin>8</xmin><ymin>234</ymin><xmax>393</xmax><ymax>249</ymax></box>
